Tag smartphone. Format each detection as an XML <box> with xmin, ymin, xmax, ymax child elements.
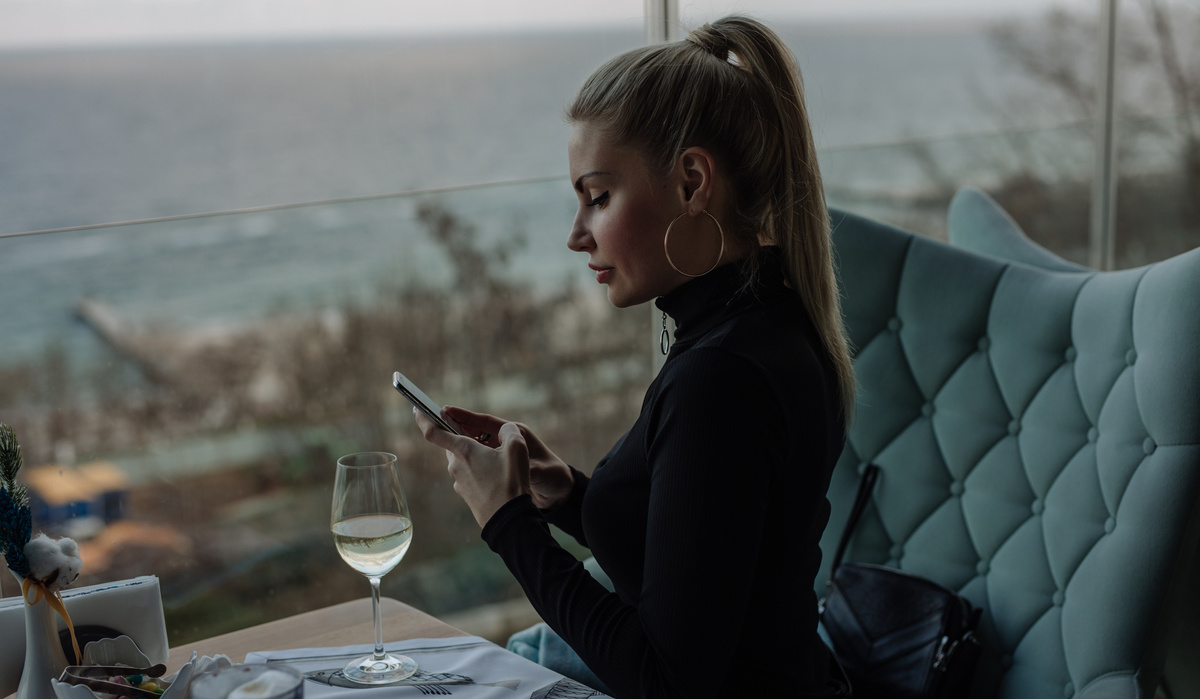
<box><xmin>393</xmin><ymin>371</ymin><xmax>463</xmax><ymax>435</ymax></box>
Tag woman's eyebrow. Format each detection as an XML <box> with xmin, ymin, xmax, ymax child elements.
<box><xmin>573</xmin><ymin>171</ymin><xmax>611</xmax><ymax>192</ymax></box>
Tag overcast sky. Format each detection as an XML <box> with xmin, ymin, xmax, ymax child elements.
<box><xmin>0</xmin><ymin>0</ymin><xmax>1099</xmax><ymax>48</ymax></box>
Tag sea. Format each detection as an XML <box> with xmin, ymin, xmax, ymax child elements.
<box><xmin>0</xmin><ymin>19</ymin><xmax>1053</xmax><ymax>372</ymax></box>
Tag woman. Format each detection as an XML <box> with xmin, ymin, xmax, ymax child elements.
<box><xmin>415</xmin><ymin>15</ymin><xmax>854</xmax><ymax>698</ymax></box>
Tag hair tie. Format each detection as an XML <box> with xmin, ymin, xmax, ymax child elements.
<box><xmin>687</xmin><ymin>25</ymin><xmax>731</xmax><ymax>63</ymax></box>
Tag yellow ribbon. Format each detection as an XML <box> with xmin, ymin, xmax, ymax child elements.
<box><xmin>22</xmin><ymin>577</ymin><xmax>82</xmax><ymax>665</ymax></box>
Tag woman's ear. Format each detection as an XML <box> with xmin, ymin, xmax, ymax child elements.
<box><xmin>677</xmin><ymin>146</ymin><xmax>717</xmax><ymax>212</ymax></box>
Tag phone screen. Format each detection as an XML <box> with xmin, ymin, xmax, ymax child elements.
<box><xmin>393</xmin><ymin>371</ymin><xmax>462</xmax><ymax>435</ymax></box>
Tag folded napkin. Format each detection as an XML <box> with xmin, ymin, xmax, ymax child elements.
<box><xmin>0</xmin><ymin>576</ymin><xmax>169</xmax><ymax>697</ymax></box>
<box><xmin>245</xmin><ymin>636</ymin><xmax>609</xmax><ymax>699</ymax></box>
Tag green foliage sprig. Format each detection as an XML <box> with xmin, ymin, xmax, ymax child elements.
<box><xmin>1</xmin><ymin>423</ymin><xmax>29</xmax><ymax>508</ymax></box>
<box><xmin>0</xmin><ymin>423</ymin><xmax>33</xmax><ymax>577</ymax></box>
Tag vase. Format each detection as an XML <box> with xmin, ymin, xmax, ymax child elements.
<box><xmin>14</xmin><ymin>571</ymin><xmax>69</xmax><ymax>699</ymax></box>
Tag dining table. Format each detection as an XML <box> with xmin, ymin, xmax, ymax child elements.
<box><xmin>165</xmin><ymin>598</ymin><xmax>605</xmax><ymax>698</ymax></box>
<box><xmin>2</xmin><ymin>599</ymin><xmax>466</xmax><ymax>699</ymax></box>
<box><xmin>166</xmin><ymin>597</ymin><xmax>468</xmax><ymax>670</ymax></box>
<box><xmin>7</xmin><ymin>598</ymin><xmax>606</xmax><ymax>699</ymax></box>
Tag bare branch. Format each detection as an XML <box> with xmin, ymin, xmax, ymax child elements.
<box><xmin>989</xmin><ymin>9</ymin><xmax>1097</xmax><ymax>121</ymax></box>
<box><xmin>1137</xmin><ymin>0</ymin><xmax>1198</xmax><ymax>141</ymax></box>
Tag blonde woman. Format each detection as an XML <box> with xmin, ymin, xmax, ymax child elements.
<box><xmin>417</xmin><ymin>15</ymin><xmax>854</xmax><ymax>698</ymax></box>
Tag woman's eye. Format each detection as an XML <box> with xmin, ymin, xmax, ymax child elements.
<box><xmin>588</xmin><ymin>191</ymin><xmax>609</xmax><ymax>207</ymax></box>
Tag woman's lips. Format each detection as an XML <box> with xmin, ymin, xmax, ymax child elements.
<box><xmin>590</xmin><ymin>265</ymin><xmax>613</xmax><ymax>284</ymax></box>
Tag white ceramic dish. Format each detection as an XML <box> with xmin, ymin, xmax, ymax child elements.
<box><xmin>81</xmin><ymin>636</ymin><xmax>151</xmax><ymax>669</ymax></box>
<box><xmin>51</xmin><ymin>636</ymin><xmax>232</xmax><ymax>699</ymax></box>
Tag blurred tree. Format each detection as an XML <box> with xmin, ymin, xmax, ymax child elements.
<box><xmin>987</xmin><ymin>0</ymin><xmax>1200</xmax><ymax>265</ymax></box>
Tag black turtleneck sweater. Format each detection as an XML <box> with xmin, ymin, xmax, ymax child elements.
<box><xmin>482</xmin><ymin>248</ymin><xmax>845</xmax><ymax>698</ymax></box>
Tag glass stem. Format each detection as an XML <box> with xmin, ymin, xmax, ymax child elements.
<box><xmin>369</xmin><ymin>576</ymin><xmax>385</xmax><ymax>660</ymax></box>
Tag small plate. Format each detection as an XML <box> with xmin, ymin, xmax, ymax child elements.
<box><xmin>82</xmin><ymin>636</ymin><xmax>152</xmax><ymax>669</ymax></box>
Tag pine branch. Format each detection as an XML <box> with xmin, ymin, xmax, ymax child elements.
<box><xmin>0</xmin><ymin>424</ymin><xmax>32</xmax><ymax>577</ymax></box>
<box><xmin>0</xmin><ymin>423</ymin><xmax>29</xmax><ymax>509</ymax></box>
<box><xmin>0</xmin><ymin>486</ymin><xmax>32</xmax><ymax>577</ymax></box>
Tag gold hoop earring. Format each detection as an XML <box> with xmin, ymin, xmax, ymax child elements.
<box><xmin>663</xmin><ymin>210</ymin><xmax>726</xmax><ymax>278</ymax></box>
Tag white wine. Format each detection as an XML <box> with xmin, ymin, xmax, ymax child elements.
<box><xmin>332</xmin><ymin>514</ymin><xmax>413</xmax><ymax>578</ymax></box>
<box><xmin>330</xmin><ymin>453</ymin><xmax>420</xmax><ymax>682</ymax></box>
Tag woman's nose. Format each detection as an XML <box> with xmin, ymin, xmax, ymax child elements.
<box><xmin>567</xmin><ymin>215</ymin><xmax>592</xmax><ymax>252</ymax></box>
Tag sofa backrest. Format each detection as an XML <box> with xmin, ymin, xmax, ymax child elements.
<box><xmin>945</xmin><ymin>186</ymin><xmax>1200</xmax><ymax>698</ymax></box>
<box><xmin>819</xmin><ymin>206</ymin><xmax>1200</xmax><ymax>699</ymax></box>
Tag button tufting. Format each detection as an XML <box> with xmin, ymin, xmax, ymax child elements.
<box><xmin>1126</xmin><ymin>349</ymin><xmax>1138</xmax><ymax>366</ymax></box>
<box><xmin>890</xmin><ymin>544</ymin><xmax>904</xmax><ymax>559</ymax></box>
<box><xmin>1053</xmin><ymin>590</ymin><xmax>1065</xmax><ymax>607</ymax></box>
<box><xmin>1144</xmin><ymin>438</ymin><xmax>1157</xmax><ymax>455</ymax></box>
<box><xmin>1105</xmin><ymin>517</ymin><xmax>1116</xmax><ymax>534</ymax></box>
<box><xmin>1088</xmin><ymin>427</ymin><xmax>1099</xmax><ymax>443</ymax></box>
<box><xmin>1008</xmin><ymin>419</ymin><xmax>1021</xmax><ymax>436</ymax></box>
<box><xmin>857</xmin><ymin>462</ymin><xmax>868</xmax><ymax>476</ymax></box>
<box><xmin>1064</xmin><ymin>346</ymin><xmax>1077</xmax><ymax>362</ymax></box>
<box><xmin>1031</xmin><ymin>500</ymin><xmax>1044</xmax><ymax>515</ymax></box>
<box><xmin>922</xmin><ymin>403</ymin><xmax>934</xmax><ymax>418</ymax></box>
<box><xmin>978</xmin><ymin>337</ymin><xmax>991</xmax><ymax>352</ymax></box>
<box><xmin>887</xmin><ymin>317</ymin><xmax>902</xmax><ymax>332</ymax></box>
<box><xmin>976</xmin><ymin>560</ymin><xmax>990</xmax><ymax>576</ymax></box>
<box><xmin>950</xmin><ymin>481</ymin><xmax>964</xmax><ymax>496</ymax></box>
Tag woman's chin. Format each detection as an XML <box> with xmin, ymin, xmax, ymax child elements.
<box><xmin>606</xmin><ymin>288</ymin><xmax>643</xmax><ymax>309</ymax></box>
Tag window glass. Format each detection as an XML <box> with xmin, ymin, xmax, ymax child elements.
<box><xmin>0</xmin><ymin>3</ymin><xmax>642</xmax><ymax>230</ymax></box>
<box><xmin>0</xmin><ymin>2</ymin><xmax>650</xmax><ymax>643</ymax></box>
<box><xmin>682</xmin><ymin>0</ymin><xmax>1106</xmax><ymax>255</ymax></box>
<box><xmin>1110</xmin><ymin>1</ymin><xmax>1200</xmax><ymax>268</ymax></box>
<box><xmin>11</xmin><ymin>0</ymin><xmax>1192</xmax><ymax>648</ymax></box>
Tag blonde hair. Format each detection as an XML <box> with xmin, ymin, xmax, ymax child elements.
<box><xmin>566</xmin><ymin>15</ymin><xmax>855</xmax><ymax>426</ymax></box>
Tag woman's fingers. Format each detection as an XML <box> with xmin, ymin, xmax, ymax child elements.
<box><xmin>498</xmin><ymin>423</ymin><xmax>532</xmax><ymax>496</ymax></box>
<box><xmin>443</xmin><ymin>406</ymin><xmax>508</xmax><ymax>447</ymax></box>
<box><xmin>414</xmin><ymin>409</ymin><xmax>470</xmax><ymax>453</ymax></box>
<box><xmin>498</xmin><ymin>422</ymin><xmax>528</xmax><ymax>460</ymax></box>
<box><xmin>415</xmin><ymin>417</ymin><xmax>530</xmax><ymax>528</ymax></box>
<box><xmin>444</xmin><ymin>406</ymin><xmax>506</xmax><ymax>431</ymax></box>
<box><xmin>514</xmin><ymin>423</ymin><xmax>552</xmax><ymax>457</ymax></box>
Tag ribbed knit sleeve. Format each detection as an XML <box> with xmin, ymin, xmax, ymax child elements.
<box><xmin>481</xmin><ymin>493</ymin><xmax>630</xmax><ymax>674</ymax></box>
<box><xmin>541</xmin><ymin>465</ymin><xmax>590</xmax><ymax>546</ymax></box>
<box><xmin>484</xmin><ymin>349</ymin><xmax>804</xmax><ymax>699</ymax></box>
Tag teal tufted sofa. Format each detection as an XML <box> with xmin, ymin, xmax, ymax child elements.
<box><xmin>819</xmin><ymin>192</ymin><xmax>1200</xmax><ymax>698</ymax></box>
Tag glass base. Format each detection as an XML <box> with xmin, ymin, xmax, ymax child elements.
<box><xmin>342</xmin><ymin>653</ymin><xmax>418</xmax><ymax>684</ymax></box>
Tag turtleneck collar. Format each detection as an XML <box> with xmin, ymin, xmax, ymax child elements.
<box><xmin>655</xmin><ymin>246</ymin><xmax>790</xmax><ymax>349</ymax></box>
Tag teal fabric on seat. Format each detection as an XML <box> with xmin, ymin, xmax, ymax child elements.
<box><xmin>943</xmin><ymin>186</ymin><xmax>1200</xmax><ymax>699</ymax></box>
<box><xmin>821</xmin><ymin>197</ymin><xmax>1200</xmax><ymax>699</ymax></box>
<box><xmin>946</xmin><ymin>187</ymin><xmax>1090</xmax><ymax>273</ymax></box>
<box><xmin>507</xmin><ymin>622</ymin><xmax>610</xmax><ymax>693</ymax></box>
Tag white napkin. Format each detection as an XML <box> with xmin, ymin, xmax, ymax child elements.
<box><xmin>0</xmin><ymin>576</ymin><xmax>169</xmax><ymax>697</ymax></box>
<box><xmin>245</xmin><ymin>637</ymin><xmax>609</xmax><ymax>699</ymax></box>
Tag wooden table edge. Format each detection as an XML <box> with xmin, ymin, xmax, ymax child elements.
<box><xmin>167</xmin><ymin>598</ymin><xmax>470</xmax><ymax>670</ymax></box>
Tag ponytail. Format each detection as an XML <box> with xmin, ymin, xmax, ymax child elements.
<box><xmin>568</xmin><ymin>15</ymin><xmax>856</xmax><ymax>426</ymax></box>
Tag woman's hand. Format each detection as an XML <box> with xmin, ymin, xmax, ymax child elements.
<box><xmin>446</xmin><ymin>407</ymin><xmax>576</xmax><ymax>513</ymax></box>
<box><xmin>415</xmin><ymin>407</ymin><xmax>574</xmax><ymax>525</ymax></box>
<box><xmin>414</xmin><ymin>410</ymin><xmax>528</xmax><ymax>527</ymax></box>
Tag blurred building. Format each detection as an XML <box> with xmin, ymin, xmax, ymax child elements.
<box><xmin>24</xmin><ymin>461</ymin><xmax>130</xmax><ymax>534</ymax></box>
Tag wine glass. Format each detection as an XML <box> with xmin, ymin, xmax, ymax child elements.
<box><xmin>331</xmin><ymin>452</ymin><xmax>418</xmax><ymax>684</ymax></box>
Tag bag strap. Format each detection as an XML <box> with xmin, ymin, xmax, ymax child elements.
<box><xmin>829</xmin><ymin>463</ymin><xmax>880</xmax><ymax>574</ymax></box>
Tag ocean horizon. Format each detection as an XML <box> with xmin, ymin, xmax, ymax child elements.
<box><xmin>1</xmin><ymin>19</ymin><xmax>1048</xmax><ymax>371</ymax></box>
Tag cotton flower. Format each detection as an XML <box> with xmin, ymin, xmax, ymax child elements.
<box><xmin>24</xmin><ymin>533</ymin><xmax>82</xmax><ymax>591</ymax></box>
